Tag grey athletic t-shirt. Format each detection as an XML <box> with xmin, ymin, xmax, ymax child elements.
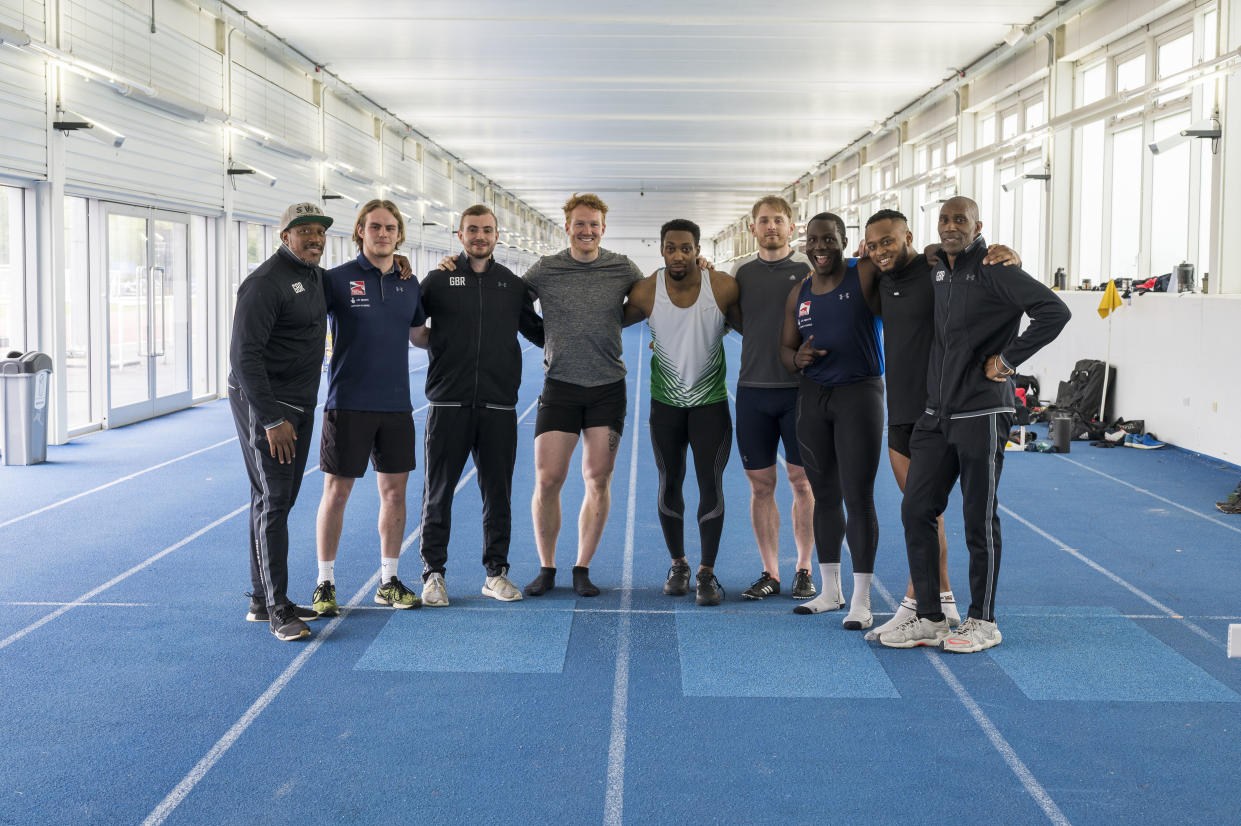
<box><xmin>525</xmin><ymin>248</ymin><xmax>643</xmax><ymax>387</ymax></box>
<box><xmin>732</xmin><ymin>251</ymin><xmax>811</xmax><ymax>388</ymax></box>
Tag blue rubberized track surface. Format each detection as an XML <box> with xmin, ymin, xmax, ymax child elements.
<box><xmin>2</xmin><ymin>327</ymin><xmax>1239</xmax><ymax>825</ymax></box>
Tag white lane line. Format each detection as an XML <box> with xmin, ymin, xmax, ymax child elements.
<box><xmin>1055</xmin><ymin>455</ymin><xmax>1241</xmax><ymax>536</ymax></box>
<box><xmin>604</xmin><ymin>329</ymin><xmax>643</xmax><ymax>826</ymax></box>
<box><xmin>1001</xmin><ymin>505</ymin><xmax>1224</xmax><ymax>650</ymax></box>
<box><xmin>0</xmin><ymin>505</ymin><xmax>248</xmax><ymax>652</ymax></box>
<box><xmin>872</xmin><ymin>580</ymin><xmax>1072</xmax><ymax>826</ymax></box>
<box><xmin>0</xmin><ymin>436</ymin><xmax>238</xmax><ymax>530</ymax></box>
<box><xmin>144</xmin><ymin>397</ymin><xmax>541</xmax><ymax>825</ymax></box>
<box><xmin>2</xmin><ymin>601</ymin><xmax>152</xmax><ymax>608</ymax></box>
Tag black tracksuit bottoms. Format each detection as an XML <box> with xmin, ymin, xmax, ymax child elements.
<box><xmin>419</xmin><ymin>405</ymin><xmax>517</xmax><ymax>579</ymax></box>
<box><xmin>229</xmin><ymin>386</ymin><xmax>314</xmax><ymax>611</ymax></box>
<box><xmin>902</xmin><ymin>411</ymin><xmax>1013</xmax><ymax>623</ymax></box>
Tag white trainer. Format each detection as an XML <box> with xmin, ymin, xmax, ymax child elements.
<box><xmin>482</xmin><ymin>573</ymin><xmax>523</xmax><ymax>602</ymax></box>
<box><xmin>865</xmin><ymin>596</ymin><xmax>917</xmax><ymax>641</ymax></box>
<box><xmin>421</xmin><ymin>572</ymin><xmax>449</xmax><ymax>607</ymax></box>
<box><xmin>878</xmin><ymin>615</ymin><xmax>951</xmax><ymax>649</ymax></box>
<box><xmin>940</xmin><ymin>617</ymin><xmax>1002</xmax><ymax>653</ymax></box>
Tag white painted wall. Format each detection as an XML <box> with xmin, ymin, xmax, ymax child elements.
<box><xmin>1019</xmin><ymin>290</ymin><xmax>1241</xmax><ymax>465</ymax></box>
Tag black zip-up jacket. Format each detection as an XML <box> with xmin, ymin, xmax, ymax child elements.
<box><xmin>228</xmin><ymin>244</ymin><xmax>327</xmax><ymax>429</ymax></box>
<box><xmin>419</xmin><ymin>253</ymin><xmax>544</xmax><ymax>408</ymax></box>
<box><xmin>925</xmin><ymin>235</ymin><xmax>1070</xmax><ymax>418</ymax></box>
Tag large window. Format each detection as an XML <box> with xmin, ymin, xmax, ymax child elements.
<box><xmin>0</xmin><ymin>186</ymin><xmax>26</xmax><ymax>353</ymax></box>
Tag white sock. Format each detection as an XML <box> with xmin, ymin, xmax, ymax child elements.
<box><xmin>941</xmin><ymin>591</ymin><xmax>960</xmax><ymax>625</ymax></box>
<box><xmin>793</xmin><ymin>563</ymin><xmax>843</xmax><ymax>614</ymax></box>
<box><xmin>318</xmin><ymin>560</ymin><xmax>335</xmax><ymax>584</ymax></box>
<box><xmin>865</xmin><ymin>596</ymin><xmax>917</xmax><ymax>641</ymax></box>
<box><xmin>849</xmin><ymin>573</ymin><xmax>872</xmax><ymax>614</ymax></box>
<box><xmin>381</xmin><ymin>556</ymin><xmax>399</xmax><ymax>583</ymax></box>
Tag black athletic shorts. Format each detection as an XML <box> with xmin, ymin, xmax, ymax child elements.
<box><xmin>887</xmin><ymin>422</ymin><xmax>915</xmax><ymax>459</ymax></box>
<box><xmin>734</xmin><ymin>385</ymin><xmax>802</xmax><ymax>469</ymax></box>
<box><xmin>534</xmin><ymin>377</ymin><xmax>627</xmax><ymax>437</ymax></box>
<box><xmin>319</xmin><ymin>409</ymin><xmax>417</xmax><ymax>477</ymax></box>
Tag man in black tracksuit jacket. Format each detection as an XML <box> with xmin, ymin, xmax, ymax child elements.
<box><xmin>228</xmin><ymin>202</ymin><xmax>333</xmax><ymax>641</ymax></box>
<box><xmin>887</xmin><ymin>196</ymin><xmax>1070</xmax><ymax>654</ymax></box>
<box><xmin>412</xmin><ymin>205</ymin><xmax>544</xmax><ymax>602</ymax></box>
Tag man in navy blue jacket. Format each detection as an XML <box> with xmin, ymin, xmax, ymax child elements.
<box><xmin>880</xmin><ymin>196</ymin><xmax>1070</xmax><ymax>653</ymax></box>
<box><xmin>310</xmin><ymin>200</ymin><xmax>426</xmax><ymax>618</ymax></box>
<box><xmin>230</xmin><ymin>202</ymin><xmax>332</xmax><ymax>642</ymax></box>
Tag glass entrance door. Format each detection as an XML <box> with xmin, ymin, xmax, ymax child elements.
<box><xmin>105</xmin><ymin>207</ymin><xmax>192</xmax><ymax>427</ymax></box>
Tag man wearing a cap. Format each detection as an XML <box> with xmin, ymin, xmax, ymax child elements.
<box><xmin>228</xmin><ymin>202</ymin><xmax>333</xmax><ymax>641</ymax></box>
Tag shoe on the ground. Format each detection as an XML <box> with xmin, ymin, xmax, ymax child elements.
<box><xmin>864</xmin><ymin>596</ymin><xmax>917</xmax><ymax>641</ymax></box>
<box><xmin>842</xmin><ymin>605</ymin><xmax>873</xmax><ymax>630</ymax></box>
<box><xmin>375</xmin><ymin>576</ymin><xmax>422</xmax><ymax>609</ymax></box>
<box><xmin>791</xmin><ymin>568</ymin><xmax>816</xmax><ymax>599</ymax></box>
<box><xmin>525</xmin><ymin>567</ymin><xmax>556</xmax><ymax>596</ymax></box>
<box><xmin>422</xmin><ymin>572</ymin><xmax>449</xmax><ymax>607</ymax></box>
<box><xmin>483</xmin><ymin>572</ymin><xmax>523</xmax><ymax>602</ymax></box>
<box><xmin>311</xmin><ymin>581</ymin><xmax>338</xmax><ymax>617</ymax></box>
<box><xmin>695</xmin><ymin>570</ymin><xmax>725</xmax><ymax>606</ymax></box>
<box><xmin>247</xmin><ymin>596</ymin><xmax>318</xmax><ymax>623</ymax></box>
<box><xmin>664</xmin><ymin>561</ymin><xmax>691</xmax><ymax>596</ymax></box>
<box><xmin>940</xmin><ymin>617</ymin><xmax>1002</xmax><ymax>653</ymax></box>
<box><xmin>1217</xmin><ymin>490</ymin><xmax>1241</xmax><ymax>514</ymax></box>
<box><xmin>877</xmin><ymin>615</ymin><xmax>951</xmax><ymax>648</ymax></box>
<box><xmin>741</xmin><ymin>572</ymin><xmax>780</xmax><ymax>600</ymax></box>
<box><xmin>269</xmin><ymin>605</ymin><xmax>311</xmax><ymax>641</ymax></box>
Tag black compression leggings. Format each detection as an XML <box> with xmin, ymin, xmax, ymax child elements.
<box><xmin>794</xmin><ymin>376</ymin><xmax>884</xmax><ymax>572</ymax></box>
<box><xmin>649</xmin><ymin>399</ymin><xmax>732</xmax><ymax>568</ymax></box>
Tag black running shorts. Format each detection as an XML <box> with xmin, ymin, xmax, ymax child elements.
<box><xmin>319</xmin><ymin>409</ymin><xmax>417</xmax><ymax>477</ymax></box>
<box><xmin>534</xmin><ymin>377</ymin><xmax>627</xmax><ymax>437</ymax></box>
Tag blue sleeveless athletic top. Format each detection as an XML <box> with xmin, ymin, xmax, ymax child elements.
<box><xmin>794</xmin><ymin>261</ymin><xmax>884</xmax><ymax>387</ymax></box>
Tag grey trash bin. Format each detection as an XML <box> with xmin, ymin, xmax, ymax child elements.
<box><xmin>1</xmin><ymin>350</ymin><xmax>54</xmax><ymax>466</ymax></box>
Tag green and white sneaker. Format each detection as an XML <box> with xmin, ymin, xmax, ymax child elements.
<box><xmin>375</xmin><ymin>576</ymin><xmax>422</xmax><ymax>609</ymax></box>
<box><xmin>482</xmin><ymin>572</ymin><xmax>523</xmax><ymax>602</ymax></box>
<box><xmin>422</xmin><ymin>572</ymin><xmax>449</xmax><ymax>607</ymax></box>
<box><xmin>311</xmin><ymin>581</ymin><xmax>338</xmax><ymax>617</ymax></box>
<box><xmin>877</xmin><ymin>615</ymin><xmax>951</xmax><ymax>649</ymax></box>
<box><xmin>940</xmin><ymin>617</ymin><xmax>1002</xmax><ymax>653</ymax></box>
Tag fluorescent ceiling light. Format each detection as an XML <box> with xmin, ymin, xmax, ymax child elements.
<box><xmin>1148</xmin><ymin>118</ymin><xmax>1221</xmax><ymax>154</ymax></box>
<box><xmin>1001</xmin><ymin>172</ymin><xmax>1050</xmax><ymax>192</ymax></box>
<box><xmin>59</xmin><ymin>108</ymin><xmax>125</xmax><ymax>148</ymax></box>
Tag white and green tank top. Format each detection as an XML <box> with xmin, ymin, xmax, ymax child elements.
<box><xmin>648</xmin><ymin>269</ymin><xmax>728</xmax><ymax>407</ymax></box>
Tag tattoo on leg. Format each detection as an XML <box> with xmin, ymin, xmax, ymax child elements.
<box><xmin>608</xmin><ymin>428</ymin><xmax>621</xmax><ymax>453</ymax></box>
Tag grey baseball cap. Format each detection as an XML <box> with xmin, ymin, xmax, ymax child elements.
<box><xmin>280</xmin><ymin>202</ymin><xmax>334</xmax><ymax>233</ymax></box>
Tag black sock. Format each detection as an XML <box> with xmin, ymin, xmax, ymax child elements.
<box><xmin>524</xmin><ymin>567</ymin><xmax>556</xmax><ymax>596</ymax></box>
<box><xmin>572</xmin><ymin>565</ymin><xmax>600</xmax><ymax>597</ymax></box>
<box><xmin>917</xmin><ymin>611</ymin><xmax>946</xmax><ymax>623</ymax></box>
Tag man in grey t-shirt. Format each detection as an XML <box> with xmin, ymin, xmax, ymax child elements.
<box><xmin>517</xmin><ymin>194</ymin><xmax>644</xmax><ymax>597</ymax></box>
<box><xmin>730</xmin><ymin>195</ymin><xmax>817</xmax><ymax>602</ymax></box>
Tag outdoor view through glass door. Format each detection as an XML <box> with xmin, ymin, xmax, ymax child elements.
<box><xmin>106</xmin><ymin>208</ymin><xmax>191</xmax><ymax>427</ymax></box>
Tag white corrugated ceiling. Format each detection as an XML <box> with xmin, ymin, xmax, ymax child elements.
<box><xmin>235</xmin><ymin>1</ymin><xmax>1058</xmax><ymax>242</ymax></box>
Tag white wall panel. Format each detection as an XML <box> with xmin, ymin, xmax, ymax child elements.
<box><xmin>0</xmin><ymin>46</ymin><xmax>47</xmax><ymax>178</ymax></box>
<box><xmin>908</xmin><ymin>95</ymin><xmax>959</xmax><ymax>142</ymax></box>
<box><xmin>0</xmin><ymin>0</ymin><xmax>46</xmax><ymax>40</ymax></box>
<box><xmin>424</xmin><ymin>163</ymin><xmax>452</xmax><ymax>209</ymax></box>
<box><xmin>324</xmin><ymin>114</ymin><xmax>378</xmax><ymax>176</ymax></box>
<box><xmin>61</xmin><ymin>74</ymin><xmax>222</xmax><ymax>210</ymax></box>
<box><xmin>380</xmin><ymin>128</ymin><xmax>420</xmax><ymax>193</ymax></box>
<box><xmin>62</xmin><ymin>0</ymin><xmax>224</xmax><ymax>110</ymax></box>
<box><xmin>229</xmin><ymin>140</ymin><xmax>318</xmax><ymax>222</ymax></box>
<box><xmin>229</xmin><ymin>64</ymin><xmax>318</xmax><ymax>150</ymax></box>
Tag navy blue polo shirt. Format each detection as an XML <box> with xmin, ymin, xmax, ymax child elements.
<box><xmin>324</xmin><ymin>253</ymin><xmax>426</xmax><ymax>412</ymax></box>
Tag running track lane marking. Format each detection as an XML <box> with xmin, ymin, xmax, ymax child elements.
<box><xmin>1056</xmin><ymin>454</ymin><xmax>1241</xmax><ymax>537</ymax></box>
<box><xmin>0</xmin><ymin>436</ymin><xmax>238</xmax><ymax>530</ymax></box>
<box><xmin>871</xmin><ymin>580</ymin><xmax>1072</xmax><ymax>826</ymax></box>
<box><xmin>604</xmin><ymin>328</ymin><xmax>642</xmax><ymax>826</ymax></box>
<box><xmin>142</xmin><ymin>398</ymin><xmax>539</xmax><ymax>826</ymax></box>
<box><xmin>1001</xmin><ymin>504</ymin><xmax>1224</xmax><ymax>650</ymax></box>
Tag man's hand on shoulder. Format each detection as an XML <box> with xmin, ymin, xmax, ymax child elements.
<box><xmin>395</xmin><ymin>254</ymin><xmax>414</xmax><ymax>280</ymax></box>
<box><xmin>439</xmin><ymin>254</ymin><xmax>456</xmax><ymax>271</ymax></box>
<box><xmin>982</xmin><ymin>244</ymin><xmax>1021</xmax><ymax>268</ymax></box>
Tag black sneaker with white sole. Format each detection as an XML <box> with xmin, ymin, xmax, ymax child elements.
<box><xmin>247</xmin><ymin>596</ymin><xmax>319</xmax><ymax>623</ymax></box>
<box><xmin>741</xmin><ymin>572</ymin><xmax>780</xmax><ymax>600</ymax></box>
<box><xmin>695</xmin><ymin>570</ymin><xmax>725</xmax><ymax>606</ymax></box>
<box><xmin>664</xmin><ymin>561</ymin><xmax>691</xmax><ymax>596</ymax></box>
<box><xmin>790</xmin><ymin>568</ymin><xmax>816</xmax><ymax>599</ymax></box>
<box><xmin>269</xmin><ymin>604</ymin><xmax>311</xmax><ymax>641</ymax></box>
